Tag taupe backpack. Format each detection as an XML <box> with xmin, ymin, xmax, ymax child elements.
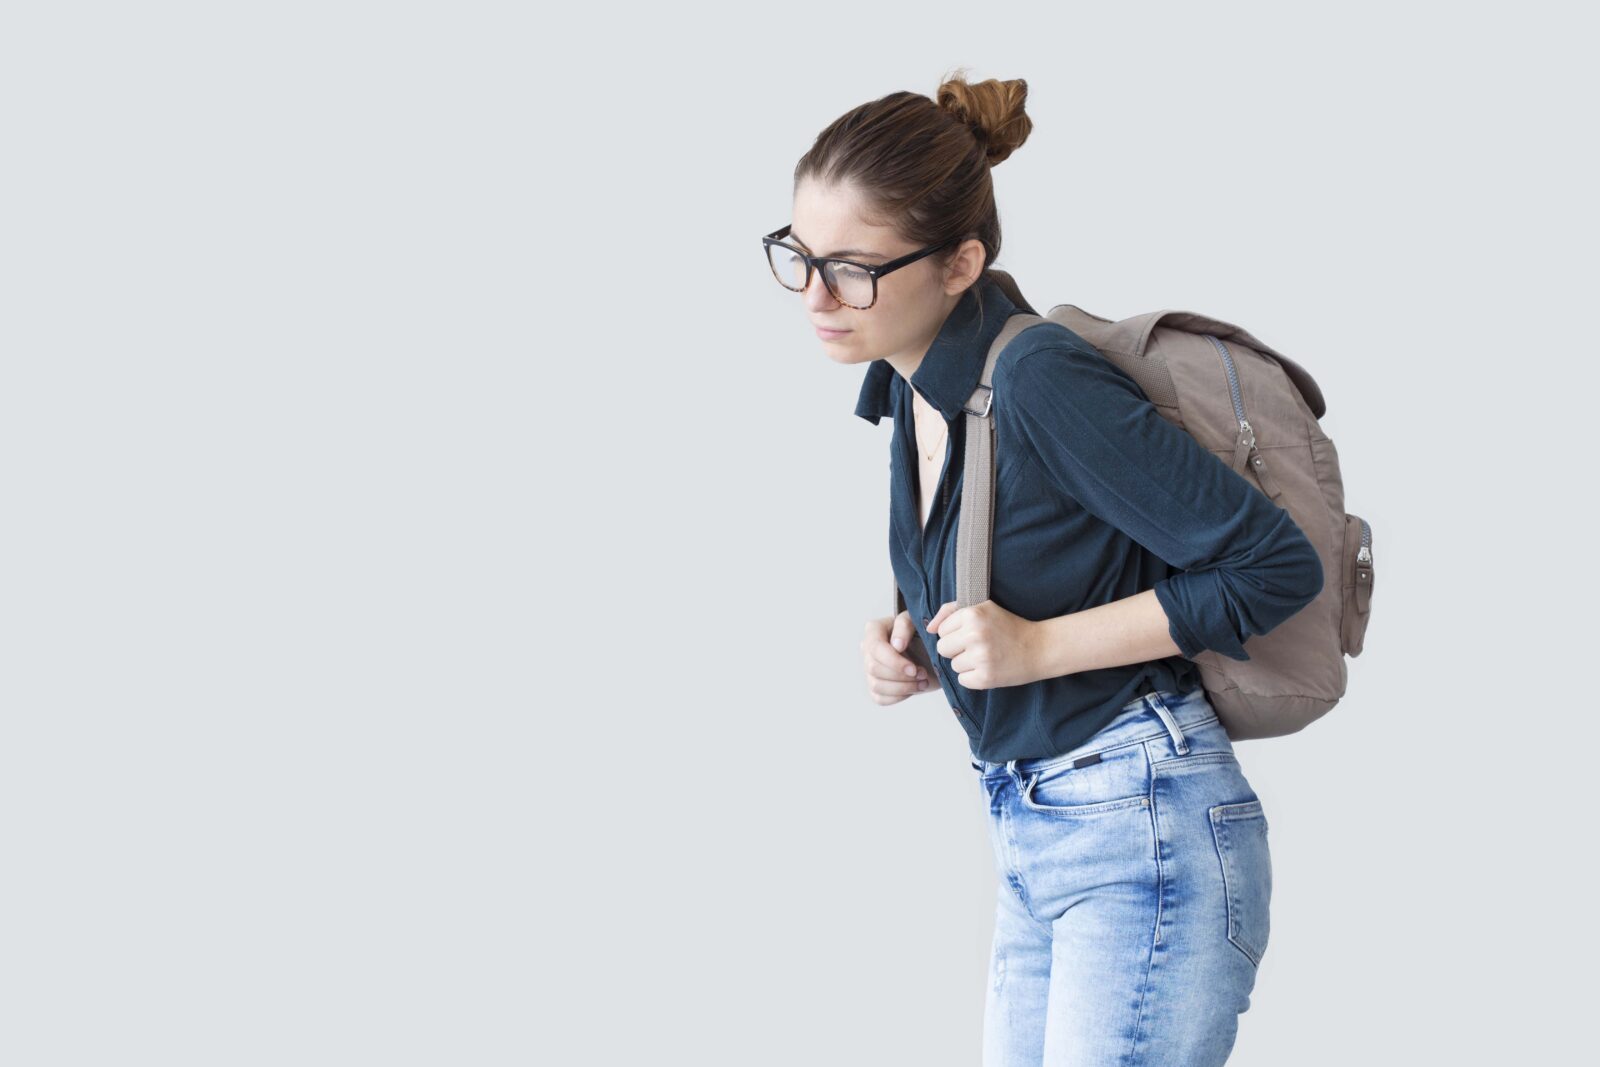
<box><xmin>893</xmin><ymin>270</ymin><xmax>1373</xmax><ymax>740</ymax></box>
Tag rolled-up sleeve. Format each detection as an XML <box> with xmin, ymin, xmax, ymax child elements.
<box><xmin>997</xmin><ymin>343</ymin><xmax>1324</xmax><ymax>661</ymax></box>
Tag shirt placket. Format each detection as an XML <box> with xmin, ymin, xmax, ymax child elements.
<box><xmin>896</xmin><ymin>400</ymin><xmax>972</xmax><ymax>731</ymax></box>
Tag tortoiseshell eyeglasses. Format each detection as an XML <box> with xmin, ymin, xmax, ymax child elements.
<box><xmin>761</xmin><ymin>223</ymin><xmax>965</xmax><ymax>310</ymax></box>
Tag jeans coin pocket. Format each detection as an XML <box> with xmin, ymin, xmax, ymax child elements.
<box><xmin>1209</xmin><ymin>799</ymin><xmax>1272</xmax><ymax>967</ymax></box>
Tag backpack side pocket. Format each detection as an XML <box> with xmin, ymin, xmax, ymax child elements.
<box><xmin>1340</xmin><ymin>513</ymin><xmax>1374</xmax><ymax>656</ymax></box>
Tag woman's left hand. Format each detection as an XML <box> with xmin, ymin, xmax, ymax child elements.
<box><xmin>926</xmin><ymin>599</ymin><xmax>1046</xmax><ymax>690</ymax></box>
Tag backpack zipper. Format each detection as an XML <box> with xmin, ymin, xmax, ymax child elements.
<box><xmin>1204</xmin><ymin>334</ymin><xmax>1283</xmax><ymax>501</ymax></box>
<box><xmin>1205</xmin><ymin>334</ymin><xmax>1253</xmax><ymax>449</ymax></box>
<box><xmin>1351</xmin><ymin>514</ymin><xmax>1374</xmax><ymax>620</ymax></box>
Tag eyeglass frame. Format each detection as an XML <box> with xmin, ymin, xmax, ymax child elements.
<box><xmin>761</xmin><ymin>223</ymin><xmax>968</xmax><ymax>310</ymax></box>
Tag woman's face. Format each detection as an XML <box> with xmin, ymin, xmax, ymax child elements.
<box><xmin>788</xmin><ymin>177</ymin><xmax>985</xmax><ymax>369</ymax></box>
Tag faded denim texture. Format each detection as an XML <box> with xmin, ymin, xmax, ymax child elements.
<box><xmin>971</xmin><ymin>685</ymin><xmax>1270</xmax><ymax>1065</ymax></box>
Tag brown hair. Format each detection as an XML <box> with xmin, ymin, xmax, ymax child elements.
<box><xmin>792</xmin><ymin>68</ymin><xmax>1033</xmax><ymax>309</ymax></box>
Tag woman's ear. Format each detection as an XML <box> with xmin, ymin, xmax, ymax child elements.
<box><xmin>943</xmin><ymin>238</ymin><xmax>988</xmax><ymax>295</ymax></box>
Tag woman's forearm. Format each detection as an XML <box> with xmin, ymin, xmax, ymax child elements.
<box><xmin>1032</xmin><ymin>588</ymin><xmax>1186</xmax><ymax>679</ymax></box>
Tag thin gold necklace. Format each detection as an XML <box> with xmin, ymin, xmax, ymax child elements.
<box><xmin>915</xmin><ymin>405</ymin><xmax>949</xmax><ymax>462</ymax></box>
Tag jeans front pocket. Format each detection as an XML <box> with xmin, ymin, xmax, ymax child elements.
<box><xmin>1018</xmin><ymin>742</ymin><xmax>1151</xmax><ymax>817</ymax></box>
<box><xmin>1209</xmin><ymin>799</ymin><xmax>1272</xmax><ymax>967</ymax></box>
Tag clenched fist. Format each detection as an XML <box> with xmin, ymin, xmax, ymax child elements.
<box><xmin>927</xmin><ymin>599</ymin><xmax>1046</xmax><ymax>690</ymax></box>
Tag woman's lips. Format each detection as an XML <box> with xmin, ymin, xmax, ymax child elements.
<box><xmin>815</xmin><ymin>325</ymin><xmax>851</xmax><ymax>340</ymax></box>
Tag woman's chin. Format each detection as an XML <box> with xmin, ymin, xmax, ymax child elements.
<box><xmin>822</xmin><ymin>342</ymin><xmax>872</xmax><ymax>366</ymax></box>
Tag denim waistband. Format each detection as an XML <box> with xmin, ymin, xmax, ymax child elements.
<box><xmin>970</xmin><ymin>685</ymin><xmax>1218</xmax><ymax>779</ymax></box>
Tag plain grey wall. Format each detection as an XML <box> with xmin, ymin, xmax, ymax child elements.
<box><xmin>3</xmin><ymin>2</ymin><xmax>1593</xmax><ymax>1063</ymax></box>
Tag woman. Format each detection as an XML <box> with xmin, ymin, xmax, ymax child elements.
<box><xmin>762</xmin><ymin>72</ymin><xmax>1324</xmax><ymax>1065</ymax></box>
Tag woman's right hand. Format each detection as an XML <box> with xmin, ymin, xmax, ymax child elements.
<box><xmin>861</xmin><ymin>611</ymin><xmax>935</xmax><ymax>705</ymax></box>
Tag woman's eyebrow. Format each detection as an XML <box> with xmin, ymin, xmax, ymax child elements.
<box><xmin>788</xmin><ymin>230</ymin><xmax>885</xmax><ymax>259</ymax></box>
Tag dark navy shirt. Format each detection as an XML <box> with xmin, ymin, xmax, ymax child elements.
<box><xmin>855</xmin><ymin>276</ymin><xmax>1324</xmax><ymax>762</ymax></box>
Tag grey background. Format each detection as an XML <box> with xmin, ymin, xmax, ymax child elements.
<box><xmin>3</xmin><ymin>2</ymin><xmax>1593</xmax><ymax>1063</ymax></box>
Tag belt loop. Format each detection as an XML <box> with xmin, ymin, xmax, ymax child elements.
<box><xmin>1147</xmin><ymin>692</ymin><xmax>1189</xmax><ymax>755</ymax></box>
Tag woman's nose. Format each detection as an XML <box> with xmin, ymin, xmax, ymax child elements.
<box><xmin>802</xmin><ymin>270</ymin><xmax>839</xmax><ymax>311</ymax></box>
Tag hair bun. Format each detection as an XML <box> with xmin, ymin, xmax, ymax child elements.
<box><xmin>935</xmin><ymin>70</ymin><xmax>1032</xmax><ymax>166</ymax></box>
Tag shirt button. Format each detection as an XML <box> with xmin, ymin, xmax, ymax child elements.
<box><xmin>921</xmin><ymin>616</ymin><xmax>932</xmax><ymax>627</ymax></box>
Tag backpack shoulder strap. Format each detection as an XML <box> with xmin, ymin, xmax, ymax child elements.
<box><xmin>954</xmin><ymin>312</ymin><xmax>1047</xmax><ymax>608</ymax></box>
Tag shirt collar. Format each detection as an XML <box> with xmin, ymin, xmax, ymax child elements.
<box><xmin>852</xmin><ymin>275</ymin><xmax>1018</xmax><ymax>425</ymax></box>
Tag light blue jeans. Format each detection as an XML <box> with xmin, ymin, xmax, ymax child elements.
<box><xmin>969</xmin><ymin>685</ymin><xmax>1270</xmax><ymax>1066</ymax></box>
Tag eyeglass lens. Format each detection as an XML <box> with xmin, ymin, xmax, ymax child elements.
<box><xmin>766</xmin><ymin>243</ymin><xmax>875</xmax><ymax>308</ymax></box>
